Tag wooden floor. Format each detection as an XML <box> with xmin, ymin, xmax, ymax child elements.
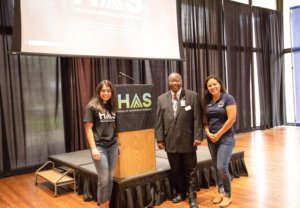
<box><xmin>0</xmin><ymin>126</ymin><xmax>300</xmax><ymax>208</ymax></box>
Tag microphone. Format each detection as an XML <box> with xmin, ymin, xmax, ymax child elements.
<box><xmin>119</xmin><ymin>72</ymin><xmax>140</xmax><ymax>84</ymax></box>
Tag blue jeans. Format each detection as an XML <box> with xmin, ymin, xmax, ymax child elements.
<box><xmin>92</xmin><ymin>142</ymin><xmax>118</xmax><ymax>204</ymax></box>
<box><xmin>208</xmin><ymin>132</ymin><xmax>235</xmax><ymax>196</ymax></box>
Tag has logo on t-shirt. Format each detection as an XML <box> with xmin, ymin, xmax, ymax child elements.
<box><xmin>98</xmin><ymin>112</ymin><xmax>116</xmax><ymax>122</ymax></box>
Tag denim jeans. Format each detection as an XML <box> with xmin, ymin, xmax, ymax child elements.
<box><xmin>208</xmin><ymin>132</ymin><xmax>235</xmax><ymax>196</ymax></box>
<box><xmin>92</xmin><ymin>142</ymin><xmax>118</xmax><ymax>204</ymax></box>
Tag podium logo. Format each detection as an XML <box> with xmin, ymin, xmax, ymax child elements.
<box><xmin>118</xmin><ymin>93</ymin><xmax>152</xmax><ymax>109</ymax></box>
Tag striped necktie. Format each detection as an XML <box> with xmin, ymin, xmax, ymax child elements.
<box><xmin>173</xmin><ymin>94</ymin><xmax>179</xmax><ymax>116</ymax></box>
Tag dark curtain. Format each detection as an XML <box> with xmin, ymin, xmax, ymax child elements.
<box><xmin>223</xmin><ymin>1</ymin><xmax>252</xmax><ymax>132</ymax></box>
<box><xmin>180</xmin><ymin>0</ymin><xmax>224</xmax><ymax>94</ymax></box>
<box><xmin>61</xmin><ymin>58</ymin><xmax>134</xmax><ymax>151</ymax></box>
<box><xmin>0</xmin><ymin>0</ymin><xmax>64</xmax><ymax>177</ymax></box>
<box><xmin>252</xmin><ymin>7</ymin><xmax>285</xmax><ymax>129</ymax></box>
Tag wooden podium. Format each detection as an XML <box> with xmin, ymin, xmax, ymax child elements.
<box><xmin>114</xmin><ymin>129</ymin><xmax>156</xmax><ymax>178</ymax></box>
<box><xmin>114</xmin><ymin>84</ymin><xmax>156</xmax><ymax>178</ymax></box>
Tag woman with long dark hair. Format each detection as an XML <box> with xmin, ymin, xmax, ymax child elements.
<box><xmin>84</xmin><ymin>80</ymin><xmax>120</xmax><ymax>208</ymax></box>
<box><xmin>203</xmin><ymin>75</ymin><xmax>237</xmax><ymax>207</ymax></box>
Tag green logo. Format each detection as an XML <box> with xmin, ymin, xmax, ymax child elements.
<box><xmin>118</xmin><ymin>93</ymin><xmax>152</xmax><ymax>109</ymax></box>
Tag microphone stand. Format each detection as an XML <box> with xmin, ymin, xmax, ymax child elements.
<box><xmin>119</xmin><ymin>72</ymin><xmax>140</xmax><ymax>84</ymax></box>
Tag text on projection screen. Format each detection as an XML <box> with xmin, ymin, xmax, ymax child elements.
<box><xmin>19</xmin><ymin>0</ymin><xmax>181</xmax><ymax>59</ymax></box>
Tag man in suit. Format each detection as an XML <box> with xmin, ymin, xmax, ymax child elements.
<box><xmin>155</xmin><ymin>72</ymin><xmax>203</xmax><ymax>208</ymax></box>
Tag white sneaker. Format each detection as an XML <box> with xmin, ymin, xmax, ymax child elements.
<box><xmin>212</xmin><ymin>193</ymin><xmax>224</xmax><ymax>204</ymax></box>
<box><xmin>219</xmin><ymin>196</ymin><xmax>232</xmax><ymax>207</ymax></box>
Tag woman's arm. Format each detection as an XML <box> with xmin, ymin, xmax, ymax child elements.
<box><xmin>204</xmin><ymin>115</ymin><xmax>214</xmax><ymax>140</ymax></box>
<box><xmin>117</xmin><ymin>134</ymin><xmax>121</xmax><ymax>155</ymax></box>
<box><xmin>85</xmin><ymin>122</ymin><xmax>100</xmax><ymax>160</ymax></box>
<box><xmin>212</xmin><ymin>104</ymin><xmax>237</xmax><ymax>141</ymax></box>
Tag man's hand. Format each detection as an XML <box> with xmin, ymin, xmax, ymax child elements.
<box><xmin>157</xmin><ymin>142</ymin><xmax>165</xmax><ymax>149</ymax></box>
<box><xmin>193</xmin><ymin>140</ymin><xmax>202</xmax><ymax>146</ymax></box>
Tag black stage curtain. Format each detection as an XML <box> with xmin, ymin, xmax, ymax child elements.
<box><xmin>223</xmin><ymin>1</ymin><xmax>252</xmax><ymax>132</ymax></box>
<box><xmin>180</xmin><ymin>0</ymin><xmax>225</xmax><ymax>93</ymax></box>
<box><xmin>0</xmin><ymin>1</ymin><xmax>65</xmax><ymax>177</ymax></box>
<box><xmin>75</xmin><ymin>150</ymin><xmax>248</xmax><ymax>208</ymax></box>
<box><xmin>252</xmin><ymin>7</ymin><xmax>285</xmax><ymax>129</ymax></box>
<box><xmin>61</xmin><ymin>58</ymin><xmax>133</xmax><ymax>151</ymax></box>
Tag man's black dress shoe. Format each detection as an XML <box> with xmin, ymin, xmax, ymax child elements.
<box><xmin>83</xmin><ymin>193</ymin><xmax>93</xmax><ymax>202</ymax></box>
<box><xmin>189</xmin><ymin>197</ymin><xmax>199</xmax><ymax>208</ymax></box>
<box><xmin>172</xmin><ymin>194</ymin><xmax>186</xmax><ymax>203</ymax></box>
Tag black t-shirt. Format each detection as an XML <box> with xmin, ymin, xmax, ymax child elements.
<box><xmin>84</xmin><ymin>106</ymin><xmax>117</xmax><ymax>147</ymax></box>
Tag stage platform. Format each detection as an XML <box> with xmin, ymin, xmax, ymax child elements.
<box><xmin>48</xmin><ymin>146</ymin><xmax>248</xmax><ymax>208</ymax></box>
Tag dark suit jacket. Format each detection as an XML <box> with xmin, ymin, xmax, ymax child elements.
<box><xmin>155</xmin><ymin>89</ymin><xmax>203</xmax><ymax>153</ymax></box>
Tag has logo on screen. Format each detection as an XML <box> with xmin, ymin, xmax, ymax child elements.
<box><xmin>73</xmin><ymin>0</ymin><xmax>143</xmax><ymax>14</ymax></box>
<box><xmin>118</xmin><ymin>93</ymin><xmax>151</xmax><ymax>109</ymax></box>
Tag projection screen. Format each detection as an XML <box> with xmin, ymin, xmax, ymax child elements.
<box><xmin>11</xmin><ymin>0</ymin><xmax>184</xmax><ymax>60</ymax></box>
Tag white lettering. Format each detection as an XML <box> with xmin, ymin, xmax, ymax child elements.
<box><xmin>98</xmin><ymin>112</ymin><xmax>116</xmax><ymax>120</ymax></box>
<box><xmin>74</xmin><ymin>0</ymin><xmax>143</xmax><ymax>13</ymax></box>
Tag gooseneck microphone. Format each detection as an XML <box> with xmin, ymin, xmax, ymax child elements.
<box><xmin>119</xmin><ymin>72</ymin><xmax>140</xmax><ymax>84</ymax></box>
